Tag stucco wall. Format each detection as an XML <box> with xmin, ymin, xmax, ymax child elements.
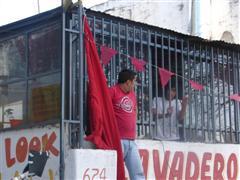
<box><xmin>209</xmin><ymin>0</ymin><xmax>239</xmax><ymax>43</ymax></box>
<box><xmin>90</xmin><ymin>0</ymin><xmax>240</xmax><ymax>44</ymax></box>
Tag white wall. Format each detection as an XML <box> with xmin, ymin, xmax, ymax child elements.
<box><xmin>0</xmin><ymin>125</ymin><xmax>60</xmax><ymax>180</ymax></box>
<box><xmin>90</xmin><ymin>0</ymin><xmax>240</xmax><ymax>44</ymax></box>
<box><xmin>92</xmin><ymin>0</ymin><xmax>192</xmax><ymax>35</ymax></box>
<box><xmin>209</xmin><ymin>0</ymin><xmax>239</xmax><ymax>43</ymax></box>
<box><xmin>65</xmin><ymin>149</ymin><xmax>117</xmax><ymax>180</ymax></box>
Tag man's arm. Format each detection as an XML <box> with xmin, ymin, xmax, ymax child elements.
<box><xmin>152</xmin><ymin>108</ymin><xmax>172</xmax><ymax>118</ymax></box>
<box><xmin>178</xmin><ymin>95</ymin><xmax>189</xmax><ymax>122</ymax></box>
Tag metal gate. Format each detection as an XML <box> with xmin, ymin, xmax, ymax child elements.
<box><xmin>84</xmin><ymin>9</ymin><xmax>240</xmax><ymax>144</ymax></box>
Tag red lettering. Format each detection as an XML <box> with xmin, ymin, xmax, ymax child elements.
<box><xmin>42</xmin><ymin>132</ymin><xmax>59</xmax><ymax>156</ymax></box>
<box><xmin>5</xmin><ymin>138</ymin><xmax>15</xmax><ymax>167</ymax></box>
<box><xmin>16</xmin><ymin>137</ymin><xmax>28</xmax><ymax>163</ymax></box>
<box><xmin>153</xmin><ymin>149</ymin><xmax>170</xmax><ymax>180</ymax></box>
<box><xmin>139</xmin><ymin>149</ymin><xmax>149</xmax><ymax>179</ymax></box>
<box><xmin>169</xmin><ymin>151</ymin><xmax>184</xmax><ymax>180</ymax></box>
<box><xmin>201</xmin><ymin>152</ymin><xmax>212</xmax><ymax>180</ymax></box>
<box><xmin>29</xmin><ymin>137</ymin><xmax>41</xmax><ymax>152</ymax></box>
<box><xmin>213</xmin><ymin>153</ymin><xmax>224</xmax><ymax>180</ymax></box>
<box><xmin>185</xmin><ymin>152</ymin><xmax>199</xmax><ymax>180</ymax></box>
<box><xmin>4</xmin><ymin>131</ymin><xmax>59</xmax><ymax>169</ymax></box>
<box><xmin>227</xmin><ymin>153</ymin><xmax>238</xmax><ymax>180</ymax></box>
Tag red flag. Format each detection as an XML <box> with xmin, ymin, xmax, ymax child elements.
<box><xmin>189</xmin><ymin>80</ymin><xmax>204</xmax><ymax>91</ymax></box>
<box><xmin>230</xmin><ymin>94</ymin><xmax>240</xmax><ymax>102</ymax></box>
<box><xmin>158</xmin><ymin>68</ymin><xmax>175</xmax><ymax>87</ymax></box>
<box><xmin>100</xmin><ymin>45</ymin><xmax>117</xmax><ymax>65</ymax></box>
<box><xmin>84</xmin><ymin>17</ymin><xmax>125</xmax><ymax>180</ymax></box>
<box><xmin>130</xmin><ymin>57</ymin><xmax>147</xmax><ymax>72</ymax></box>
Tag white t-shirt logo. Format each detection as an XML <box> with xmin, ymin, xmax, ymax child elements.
<box><xmin>119</xmin><ymin>96</ymin><xmax>133</xmax><ymax>113</ymax></box>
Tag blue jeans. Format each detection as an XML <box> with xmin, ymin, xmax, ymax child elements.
<box><xmin>121</xmin><ymin>139</ymin><xmax>145</xmax><ymax>180</ymax></box>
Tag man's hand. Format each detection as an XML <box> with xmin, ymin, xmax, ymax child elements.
<box><xmin>166</xmin><ymin>106</ymin><xmax>173</xmax><ymax>117</ymax></box>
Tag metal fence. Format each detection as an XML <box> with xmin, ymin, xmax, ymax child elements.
<box><xmin>83</xmin><ymin>9</ymin><xmax>240</xmax><ymax>144</ymax></box>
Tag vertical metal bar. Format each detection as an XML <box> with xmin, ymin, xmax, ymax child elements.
<box><xmin>227</xmin><ymin>50</ymin><xmax>232</xmax><ymax>142</ymax></box>
<box><xmin>25</xmin><ymin>33</ymin><xmax>29</xmax><ymax>123</ymax></box>
<box><xmin>110</xmin><ymin>20</ymin><xmax>113</xmax><ymax>45</ymax></box>
<box><xmin>93</xmin><ymin>16</ymin><xmax>96</xmax><ymax>41</ymax></box>
<box><xmin>115</xmin><ymin>22</ymin><xmax>120</xmax><ymax>81</ymax></box>
<box><xmin>187</xmin><ymin>41</ymin><xmax>192</xmax><ymax>139</ymax></box>
<box><xmin>125</xmin><ymin>24</ymin><xmax>129</xmax><ymax>70</ymax></box>
<box><xmin>101</xmin><ymin>18</ymin><xmax>104</xmax><ymax>46</ymax></box>
<box><xmin>232</xmin><ymin>51</ymin><xmax>238</xmax><ymax>143</ymax></box>
<box><xmin>126</xmin><ymin>24</ymin><xmax>129</xmax><ymax>71</ymax></box>
<box><xmin>181</xmin><ymin>39</ymin><xmax>186</xmax><ymax>141</ymax></box>
<box><xmin>78</xmin><ymin>2</ymin><xmax>84</xmax><ymax>147</ymax></box>
<box><xmin>68</xmin><ymin>20</ymin><xmax>73</xmax><ymax>147</ymax></box>
<box><xmin>140</xmin><ymin>27</ymin><xmax>144</xmax><ymax>135</ymax></box>
<box><xmin>109</xmin><ymin>20</ymin><xmax>113</xmax><ymax>79</ymax></box>
<box><xmin>60</xmin><ymin>7</ymin><xmax>66</xmax><ymax>180</ymax></box>
<box><xmin>168</xmin><ymin>35</ymin><xmax>172</xmax><ymax>136</ymax></box>
<box><xmin>83</xmin><ymin>16</ymin><xmax>88</xmax><ymax>144</ymax></box>
<box><xmin>133</xmin><ymin>26</ymin><xmax>139</xmax><ymax>135</ymax></box>
<box><xmin>148</xmin><ymin>30</ymin><xmax>153</xmax><ymax>137</ymax></box>
<box><xmin>210</xmin><ymin>47</ymin><xmax>216</xmax><ymax>142</ymax></box>
<box><xmin>236</xmin><ymin>52</ymin><xmax>240</xmax><ymax>143</ymax></box>
<box><xmin>202</xmin><ymin>44</ymin><xmax>208</xmax><ymax>141</ymax></box>
<box><xmin>193</xmin><ymin>43</ymin><xmax>197</xmax><ymax>138</ymax></box>
<box><xmin>161</xmin><ymin>34</ymin><xmax>165</xmax><ymax>136</ymax></box>
<box><xmin>222</xmin><ymin>49</ymin><xmax>227</xmax><ymax>141</ymax></box>
<box><xmin>126</xmin><ymin>25</ymin><xmax>130</xmax><ymax>69</ymax></box>
<box><xmin>200</xmin><ymin>44</ymin><xmax>204</xmax><ymax>141</ymax></box>
<box><xmin>69</xmin><ymin>20</ymin><xmax>73</xmax><ymax>122</ymax></box>
<box><xmin>154</xmin><ymin>32</ymin><xmax>158</xmax><ymax>138</ymax></box>
<box><xmin>205</xmin><ymin>46</ymin><xmax>210</xmax><ymax>141</ymax></box>
<box><xmin>133</xmin><ymin>26</ymin><xmax>136</xmax><ymax>61</ymax></box>
<box><xmin>217</xmin><ymin>48</ymin><xmax>222</xmax><ymax>142</ymax></box>
<box><xmin>174</xmin><ymin>37</ymin><xmax>179</xmax><ymax>139</ymax></box>
<box><xmin>188</xmin><ymin>43</ymin><xmax>195</xmax><ymax>138</ymax></box>
<box><xmin>101</xmin><ymin>18</ymin><xmax>105</xmax><ymax>72</ymax></box>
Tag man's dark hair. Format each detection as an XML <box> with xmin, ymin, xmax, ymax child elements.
<box><xmin>164</xmin><ymin>83</ymin><xmax>177</xmax><ymax>100</ymax></box>
<box><xmin>118</xmin><ymin>69</ymin><xmax>137</xmax><ymax>84</ymax></box>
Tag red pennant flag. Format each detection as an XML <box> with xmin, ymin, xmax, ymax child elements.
<box><xmin>84</xmin><ymin>17</ymin><xmax>125</xmax><ymax>180</ymax></box>
<box><xmin>230</xmin><ymin>94</ymin><xmax>240</xmax><ymax>102</ymax></box>
<box><xmin>130</xmin><ymin>57</ymin><xmax>147</xmax><ymax>72</ymax></box>
<box><xmin>189</xmin><ymin>80</ymin><xmax>204</xmax><ymax>91</ymax></box>
<box><xmin>100</xmin><ymin>45</ymin><xmax>117</xmax><ymax>65</ymax></box>
<box><xmin>158</xmin><ymin>68</ymin><xmax>175</xmax><ymax>87</ymax></box>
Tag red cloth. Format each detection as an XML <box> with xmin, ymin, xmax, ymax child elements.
<box><xmin>230</xmin><ymin>94</ymin><xmax>240</xmax><ymax>102</ymax></box>
<box><xmin>100</xmin><ymin>45</ymin><xmax>117</xmax><ymax>65</ymax></box>
<box><xmin>189</xmin><ymin>80</ymin><xmax>204</xmax><ymax>91</ymax></box>
<box><xmin>130</xmin><ymin>57</ymin><xmax>147</xmax><ymax>72</ymax></box>
<box><xmin>158</xmin><ymin>68</ymin><xmax>175</xmax><ymax>87</ymax></box>
<box><xmin>109</xmin><ymin>85</ymin><xmax>137</xmax><ymax>140</ymax></box>
<box><xmin>84</xmin><ymin>17</ymin><xmax>125</xmax><ymax>180</ymax></box>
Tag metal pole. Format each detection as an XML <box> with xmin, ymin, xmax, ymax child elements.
<box><xmin>78</xmin><ymin>0</ymin><xmax>84</xmax><ymax>148</ymax></box>
<box><xmin>60</xmin><ymin>2</ymin><xmax>66</xmax><ymax>180</ymax></box>
<box><xmin>37</xmin><ymin>0</ymin><xmax>40</xmax><ymax>13</ymax></box>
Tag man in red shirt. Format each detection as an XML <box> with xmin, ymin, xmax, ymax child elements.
<box><xmin>109</xmin><ymin>69</ymin><xmax>145</xmax><ymax>180</ymax></box>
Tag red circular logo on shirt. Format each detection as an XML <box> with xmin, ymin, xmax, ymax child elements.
<box><xmin>120</xmin><ymin>96</ymin><xmax>133</xmax><ymax>113</ymax></box>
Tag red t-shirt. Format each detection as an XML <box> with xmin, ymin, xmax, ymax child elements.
<box><xmin>109</xmin><ymin>84</ymin><xmax>137</xmax><ymax>140</ymax></box>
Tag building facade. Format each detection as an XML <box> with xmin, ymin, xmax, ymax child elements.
<box><xmin>90</xmin><ymin>0</ymin><xmax>240</xmax><ymax>43</ymax></box>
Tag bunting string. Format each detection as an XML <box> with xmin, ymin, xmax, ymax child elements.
<box><xmin>84</xmin><ymin>32</ymin><xmax>239</xmax><ymax>101</ymax></box>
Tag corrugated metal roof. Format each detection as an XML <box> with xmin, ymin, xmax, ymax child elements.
<box><xmin>0</xmin><ymin>7</ymin><xmax>62</xmax><ymax>38</ymax></box>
